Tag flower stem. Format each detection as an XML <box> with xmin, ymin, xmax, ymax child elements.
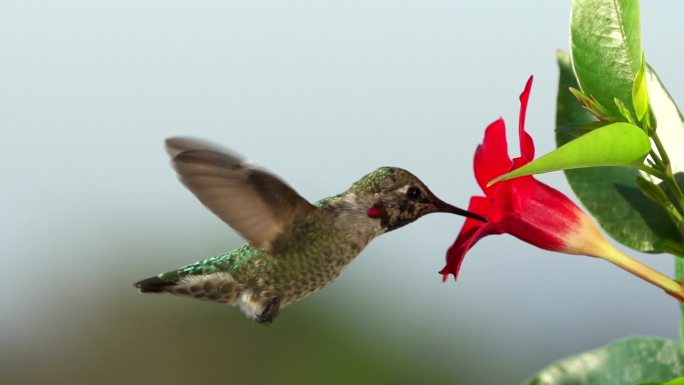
<box><xmin>597</xmin><ymin>243</ymin><xmax>684</xmax><ymax>301</ymax></box>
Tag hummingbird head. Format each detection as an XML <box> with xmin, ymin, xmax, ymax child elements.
<box><xmin>349</xmin><ymin>167</ymin><xmax>487</xmax><ymax>232</ymax></box>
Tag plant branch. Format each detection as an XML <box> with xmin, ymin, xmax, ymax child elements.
<box><xmin>637</xmin><ymin>164</ymin><xmax>667</xmax><ymax>179</ymax></box>
<box><xmin>652</xmin><ymin>131</ymin><xmax>671</xmax><ymax>166</ymax></box>
<box><xmin>649</xmin><ymin>150</ymin><xmax>665</xmax><ymax>169</ymax></box>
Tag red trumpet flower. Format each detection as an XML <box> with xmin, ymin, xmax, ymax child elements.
<box><xmin>441</xmin><ymin>76</ymin><xmax>684</xmax><ymax>300</ymax></box>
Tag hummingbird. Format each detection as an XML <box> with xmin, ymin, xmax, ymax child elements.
<box><xmin>135</xmin><ymin>137</ymin><xmax>486</xmax><ymax>325</ymax></box>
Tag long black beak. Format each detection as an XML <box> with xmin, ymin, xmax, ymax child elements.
<box><xmin>434</xmin><ymin>199</ymin><xmax>488</xmax><ymax>223</ymax></box>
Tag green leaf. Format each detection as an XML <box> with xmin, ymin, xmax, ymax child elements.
<box><xmin>615</xmin><ymin>97</ymin><xmax>638</xmax><ymax>125</ymax></box>
<box><xmin>571</xmin><ymin>0</ymin><xmax>642</xmax><ymax>119</ymax></box>
<box><xmin>636</xmin><ymin>177</ymin><xmax>677</xmax><ymax>213</ymax></box>
<box><xmin>636</xmin><ymin>379</ymin><xmax>684</xmax><ymax>385</ymax></box>
<box><xmin>556</xmin><ymin>51</ymin><xmax>680</xmax><ymax>253</ymax></box>
<box><xmin>524</xmin><ymin>337</ymin><xmax>684</xmax><ymax>385</ymax></box>
<box><xmin>490</xmin><ymin>122</ymin><xmax>650</xmax><ymax>185</ymax></box>
<box><xmin>633</xmin><ymin>52</ymin><xmax>650</xmax><ymax>122</ymax></box>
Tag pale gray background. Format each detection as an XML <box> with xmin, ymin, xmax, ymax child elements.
<box><xmin>2</xmin><ymin>1</ymin><xmax>683</xmax><ymax>384</ymax></box>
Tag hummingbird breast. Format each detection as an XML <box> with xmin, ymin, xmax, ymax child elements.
<box><xmin>250</xmin><ymin>210</ymin><xmax>372</xmax><ymax>307</ymax></box>
<box><xmin>235</xmin><ymin>207</ymin><xmax>376</xmax><ymax>308</ymax></box>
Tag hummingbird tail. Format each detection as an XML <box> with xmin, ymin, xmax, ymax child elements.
<box><xmin>134</xmin><ymin>276</ymin><xmax>177</xmax><ymax>293</ymax></box>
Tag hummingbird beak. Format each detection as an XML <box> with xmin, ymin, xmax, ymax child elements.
<box><xmin>434</xmin><ymin>199</ymin><xmax>488</xmax><ymax>223</ymax></box>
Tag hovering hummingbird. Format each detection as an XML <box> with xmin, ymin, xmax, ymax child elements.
<box><xmin>135</xmin><ymin>137</ymin><xmax>486</xmax><ymax>324</ymax></box>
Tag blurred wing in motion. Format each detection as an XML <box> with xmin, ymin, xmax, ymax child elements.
<box><xmin>166</xmin><ymin>137</ymin><xmax>316</xmax><ymax>252</ymax></box>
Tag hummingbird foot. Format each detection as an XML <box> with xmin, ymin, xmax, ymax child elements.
<box><xmin>255</xmin><ymin>297</ymin><xmax>281</xmax><ymax>325</ymax></box>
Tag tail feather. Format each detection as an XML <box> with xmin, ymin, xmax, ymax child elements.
<box><xmin>134</xmin><ymin>276</ymin><xmax>177</xmax><ymax>293</ymax></box>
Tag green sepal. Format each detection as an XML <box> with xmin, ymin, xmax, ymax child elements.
<box><xmin>615</xmin><ymin>98</ymin><xmax>637</xmax><ymax>125</ymax></box>
<box><xmin>569</xmin><ymin>87</ymin><xmax>619</xmax><ymax>121</ymax></box>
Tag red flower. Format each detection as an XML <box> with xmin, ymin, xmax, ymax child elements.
<box><xmin>440</xmin><ymin>76</ymin><xmax>684</xmax><ymax>300</ymax></box>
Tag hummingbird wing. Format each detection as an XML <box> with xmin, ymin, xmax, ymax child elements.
<box><xmin>165</xmin><ymin>137</ymin><xmax>317</xmax><ymax>252</ymax></box>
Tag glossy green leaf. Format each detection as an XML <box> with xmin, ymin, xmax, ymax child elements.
<box><xmin>571</xmin><ymin>0</ymin><xmax>642</xmax><ymax>119</ymax></box>
<box><xmin>525</xmin><ymin>337</ymin><xmax>684</xmax><ymax>385</ymax></box>
<box><xmin>490</xmin><ymin>122</ymin><xmax>649</xmax><ymax>185</ymax></box>
<box><xmin>556</xmin><ymin>51</ymin><xmax>680</xmax><ymax>253</ymax></box>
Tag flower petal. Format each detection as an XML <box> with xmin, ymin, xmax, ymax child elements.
<box><xmin>474</xmin><ymin>118</ymin><xmax>513</xmax><ymax>194</ymax></box>
<box><xmin>518</xmin><ymin>75</ymin><xmax>535</xmax><ymax>162</ymax></box>
<box><xmin>441</xmin><ymin>196</ymin><xmax>492</xmax><ymax>281</ymax></box>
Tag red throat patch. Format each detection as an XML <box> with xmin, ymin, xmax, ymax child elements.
<box><xmin>367</xmin><ymin>204</ymin><xmax>386</xmax><ymax>218</ymax></box>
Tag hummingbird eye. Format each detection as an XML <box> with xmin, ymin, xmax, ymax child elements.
<box><xmin>406</xmin><ymin>186</ymin><xmax>421</xmax><ymax>200</ymax></box>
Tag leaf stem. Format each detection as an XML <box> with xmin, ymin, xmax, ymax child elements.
<box><xmin>652</xmin><ymin>130</ymin><xmax>671</xmax><ymax>166</ymax></box>
<box><xmin>649</xmin><ymin>150</ymin><xmax>665</xmax><ymax>169</ymax></box>
<box><xmin>650</xmin><ymin>131</ymin><xmax>684</xmax><ymax>216</ymax></box>
<box><xmin>637</xmin><ymin>164</ymin><xmax>666</xmax><ymax>179</ymax></box>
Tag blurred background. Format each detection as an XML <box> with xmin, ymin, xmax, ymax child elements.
<box><xmin>2</xmin><ymin>1</ymin><xmax>683</xmax><ymax>384</ymax></box>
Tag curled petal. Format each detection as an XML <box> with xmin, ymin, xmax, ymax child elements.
<box><xmin>474</xmin><ymin>119</ymin><xmax>513</xmax><ymax>194</ymax></box>
<box><xmin>441</xmin><ymin>196</ymin><xmax>492</xmax><ymax>281</ymax></box>
<box><xmin>518</xmin><ymin>76</ymin><xmax>535</xmax><ymax>162</ymax></box>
